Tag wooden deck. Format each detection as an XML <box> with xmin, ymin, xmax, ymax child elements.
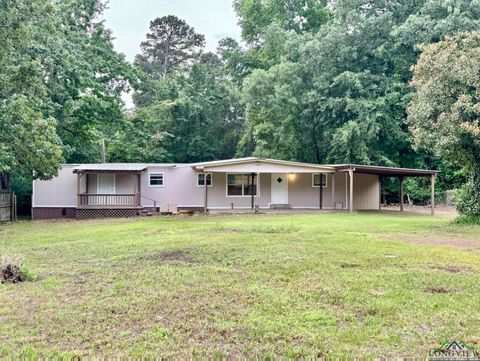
<box><xmin>77</xmin><ymin>193</ymin><xmax>141</xmax><ymax>209</ymax></box>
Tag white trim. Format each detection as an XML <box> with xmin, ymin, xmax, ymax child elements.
<box><xmin>312</xmin><ymin>173</ymin><xmax>328</xmax><ymax>188</ymax></box>
<box><xmin>32</xmin><ymin>179</ymin><xmax>35</xmax><ymax>207</ymax></box>
<box><xmin>196</xmin><ymin>172</ymin><xmax>212</xmax><ymax>187</ymax></box>
<box><xmin>225</xmin><ymin>173</ymin><xmax>261</xmax><ymax>198</ymax></box>
<box><xmin>148</xmin><ymin>172</ymin><xmax>165</xmax><ymax>187</ymax></box>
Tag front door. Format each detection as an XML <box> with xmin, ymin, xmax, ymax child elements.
<box><xmin>271</xmin><ymin>173</ymin><xmax>288</xmax><ymax>204</ymax></box>
<box><xmin>97</xmin><ymin>173</ymin><xmax>115</xmax><ymax>194</ymax></box>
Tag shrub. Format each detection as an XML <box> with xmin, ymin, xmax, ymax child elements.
<box><xmin>454</xmin><ymin>172</ymin><xmax>480</xmax><ymax>222</ymax></box>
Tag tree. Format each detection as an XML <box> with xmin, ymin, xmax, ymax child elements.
<box><xmin>135</xmin><ymin>15</ymin><xmax>205</xmax><ymax>81</ymax></box>
<box><xmin>0</xmin><ymin>0</ymin><xmax>63</xmax><ymax>179</ymax></box>
<box><xmin>234</xmin><ymin>0</ymin><xmax>330</xmax><ymax>45</ymax></box>
<box><xmin>407</xmin><ymin>31</ymin><xmax>480</xmax><ymax>218</ymax></box>
<box><xmin>238</xmin><ymin>0</ymin><xmax>480</xmax><ymax>170</ymax></box>
<box><xmin>113</xmin><ymin>54</ymin><xmax>244</xmax><ymax>163</ymax></box>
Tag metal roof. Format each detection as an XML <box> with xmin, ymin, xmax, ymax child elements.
<box><xmin>330</xmin><ymin>164</ymin><xmax>438</xmax><ymax>177</ymax></box>
<box><xmin>192</xmin><ymin>157</ymin><xmax>335</xmax><ymax>171</ymax></box>
<box><xmin>72</xmin><ymin>163</ymin><xmax>174</xmax><ymax>173</ymax></box>
<box><xmin>69</xmin><ymin>160</ymin><xmax>437</xmax><ymax>176</ymax></box>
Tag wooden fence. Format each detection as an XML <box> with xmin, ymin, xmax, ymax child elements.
<box><xmin>0</xmin><ymin>191</ymin><xmax>16</xmax><ymax>222</ymax></box>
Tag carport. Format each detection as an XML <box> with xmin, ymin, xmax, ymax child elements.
<box><xmin>331</xmin><ymin>165</ymin><xmax>439</xmax><ymax>215</ymax></box>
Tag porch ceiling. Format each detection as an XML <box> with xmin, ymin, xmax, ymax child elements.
<box><xmin>194</xmin><ymin>158</ymin><xmax>335</xmax><ymax>174</ymax></box>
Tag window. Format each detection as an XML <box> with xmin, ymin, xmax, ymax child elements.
<box><xmin>312</xmin><ymin>173</ymin><xmax>327</xmax><ymax>188</ymax></box>
<box><xmin>227</xmin><ymin>173</ymin><xmax>258</xmax><ymax>196</ymax></box>
<box><xmin>197</xmin><ymin>173</ymin><xmax>212</xmax><ymax>187</ymax></box>
<box><xmin>149</xmin><ymin>172</ymin><xmax>164</xmax><ymax>187</ymax></box>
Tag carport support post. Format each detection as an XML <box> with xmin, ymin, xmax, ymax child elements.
<box><xmin>431</xmin><ymin>174</ymin><xmax>436</xmax><ymax>216</ymax></box>
<box><xmin>379</xmin><ymin>176</ymin><xmax>382</xmax><ymax>211</ymax></box>
<box><xmin>400</xmin><ymin>176</ymin><xmax>404</xmax><ymax>212</ymax></box>
<box><xmin>348</xmin><ymin>168</ymin><xmax>354</xmax><ymax>213</ymax></box>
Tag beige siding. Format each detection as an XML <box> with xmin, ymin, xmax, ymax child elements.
<box><xmin>353</xmin><ymin>173</ymin><xmax>380</xmax><ymax>210</ymax></box>
<box><xmin>33</xmin><ymin>165</ymin><xmax>380</xmax><ymax>211</ymax></box>
<box><xmin>87</xmin><ymin>174</ymin><xmax>97</xmax><ymax>193</ymax></box>
<box><xmin>33</xmin><ymin>165</ymin><xmax>78</xmax><ymax>207</ymax></box>
<box><xmin>116</xmin><ymin>174</ymin><xmax>136</xmax><ymax>193</ymax></box>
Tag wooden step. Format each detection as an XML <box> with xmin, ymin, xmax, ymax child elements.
<box><xmin>138</xmin><ymin>210</ymin><xmax>153</xmax><ymax>217</ymax></box>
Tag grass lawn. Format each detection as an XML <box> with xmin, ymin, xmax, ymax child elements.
<box><xmin>1</xmin><ymin>212</ymin><xmax>480</xmax><ymax>357</ymax></box>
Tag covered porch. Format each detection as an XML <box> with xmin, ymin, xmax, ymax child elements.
<box><xmin>193</xmin><ymin>158</ymin><xmax>337</xmax><ymax>212</ymax></box>
<box><xmin>73</xmin><ymin>164</ymin><xmax>146</xmax><ymax>209</ymax></box>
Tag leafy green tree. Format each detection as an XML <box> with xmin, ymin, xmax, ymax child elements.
<box><xmin>239</xmin><ymin>0</ymin><xmax>480</xmax><ymax>173</ymax></box>
<box><xmin>44</xmin><ymin>0</ymin><xmax>136</xmax><ymax>163</ymax></box>
<box><xmin>407</xmin><ymin>31</ymin><xmax>480</xmax><ymax>218</ymax></box>
<box><xmin>0</xmin><ymin>0</ymin><xmax>62</xmax><ymax>179</ymax></box>
<box><xmin>234</xmin><ymin>0</ymin><xmax>330</xmax><ymax>45</ymax></box>
<box><xmin>114</xmin><ymin>53</ymin><xmax>243</xmax><ymax>163</ymax></box>
<box><xmin>133</xmin><ymin>15</ymin><xmax>205</xmax><ymax>103</ymax></box>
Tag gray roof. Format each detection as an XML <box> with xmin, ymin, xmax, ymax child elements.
<box><xmin>72</xmin><ymin>163</ymin><xmax>175</xmax><ymax>173</ymax></box>
<box><xmin>329</xmin><ymin>164</ymin><xmax>438</xmax><ymax>176</ymax></box>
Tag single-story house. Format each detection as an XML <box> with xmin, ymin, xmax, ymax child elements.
<box><xmin>31</xmin><ymin>157</ymin><xmax>438</xmax><ymax>220</ymax></box>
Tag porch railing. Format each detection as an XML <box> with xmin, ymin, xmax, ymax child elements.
<box><xmin>77</xmin><ymin>193</ymin><xmax>141</xmax><ymax>207</ymax></box>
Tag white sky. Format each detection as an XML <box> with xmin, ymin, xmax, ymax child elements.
<box><xmin>103</xmin><ymin>0</ymin><xmax>242</xmax><ymax>63</ymax></box>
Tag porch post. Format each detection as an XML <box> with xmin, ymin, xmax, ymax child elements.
<box><xmin>250</xmin><ymin>173</ymin><xmax>255</xmax><ymax>210</ymax></box>
<box><xmin>204</xmin><ymin>173</ymin><xmax>208</xmax><ymax>214</ymax></box>
<box><xmin>348</xmin><ymin>168</ymin><xmax>354</xmax><ymax>213</ymax></box>
<box><xmin>400</xmin><ymin>176</ymin><xmax>404</xmax><ymax>212</ymax></box>
<box><xmin>331</xmin><ymin>173</ymin><xmax>335</xmax><ymax>210</ymax></box>
<box><xmin>431</xmin><ymin>173</ymin><xmax>436</xmax><ymax>216</ymax></box>
<box><xmin>77</xmin><ymin>173</ymin><xmax>81</xmax><ymax>207</ymax></box>
<box><xmin>137</xmin><ymin>173</ymin><xmax>141</xmax><ymax>207</ymax></box>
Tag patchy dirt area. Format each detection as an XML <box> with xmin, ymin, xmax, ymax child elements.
<box><xmin>140</xmin><ymin>249</ymin><xmax>197</xmax><ymax>264</ymax></box>
<box><xmin>381</xmin><ymin>205</ymin><xmax>458</xmax><ymax>218</ymax></box>
<box><xmin>392</xmin><ymin>233</ymin><xmax>480</xmax><ymax>250</ymax></box>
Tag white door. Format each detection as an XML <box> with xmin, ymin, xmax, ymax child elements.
<box><xmin>97</xmin><ymin>173</ymin><xmax>115</xmax><ymax>194</ymax></box>
<box><xmin>271</xmin><ymin>173</ymin><xmax>288</xmax><ymax>204</ymax></box>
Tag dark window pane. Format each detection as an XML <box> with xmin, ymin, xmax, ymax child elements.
<box><xmin>313</xmin><ymin>174</ymin><xmax>326</xmax><ymax>187</ymax></box>
<box><xmin>228</xmin><ymin>184</ymin><xmax>243</xmax><ymax>195</ymax></box>
<box><xmin>150</xmin><ymin>174</ymin><xmax>163</xmax><ymax>186</ymax></box>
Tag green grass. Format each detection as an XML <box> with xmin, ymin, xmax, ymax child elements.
<box><xmin>1</xmin><ymin>212</ymin><xmax>480</xmax><ymax>357</ymax></box>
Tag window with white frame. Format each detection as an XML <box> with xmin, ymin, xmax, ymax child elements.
<box><xmin>227</xmin><ymin>174</ymin><xmax>258</xmax><ymax>196</ymax></box>
<box><xmin>312</xmin><ymin>173</ymin><xmax>327</xmax><ymax>188</ymax></box>
<box><xmin>197</xmin><ymin>173</ymin><xmax>212</xmax><ymax>187</ymax></box>
<box><xmin>149</xmin><ymin>172</ymin><xmax>164</xmax><ymax>187</ymax></box>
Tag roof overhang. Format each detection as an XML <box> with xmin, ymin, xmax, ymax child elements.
<box><xmin>73</xmin><ymin>164</ymin><xmax>148</xmax><ymax>173</ymax></box>
<box><xmin>193</xmin><ymin>158</ymin><xmax>335</xmax><ymax>174</ymax></box>
<box><xmin>332</xmin><ymin>164</ymin><xmax>438</xmax><ymax>177</ymax></box>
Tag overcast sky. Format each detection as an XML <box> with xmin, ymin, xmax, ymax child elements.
<box><xmin>103</xmin><ymin>0</ymin><xmax>242</xmax><ymax>63</ymax></box>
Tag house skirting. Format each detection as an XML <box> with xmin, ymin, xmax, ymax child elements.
<box><xmin>75</xmin><ymin>208</ymin><xmax>140</xmax><ymax>220</ymax></box>
<box><xmin>32</xmin><ymin>207</ymin><xmax>76</xmax><ymax>220</ymax></box>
